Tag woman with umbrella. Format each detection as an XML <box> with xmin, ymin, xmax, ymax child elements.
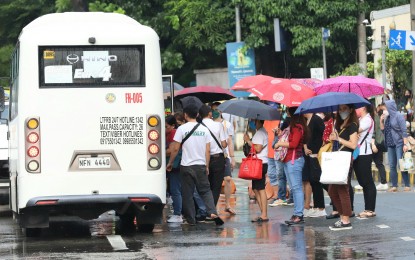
<box><xmin>328</xmin><ymin>104</ymin><xmax>359</xmax><ymax>230</ymax></box>
<box><xmin>274</xmin><ymin>107</ymin><xmax>309</xmax><ymax>225</ymax></box>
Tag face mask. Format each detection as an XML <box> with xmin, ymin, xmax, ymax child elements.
<box><xmin>212</xmin><ymin>110</ymin><xmax>220</xmax><ymax>119</ymax></box>
<box><xmin>249</xmin><ymin>120</ymin><xmax>256</xmax><ymax>131</ymax></box>
<box><xmin>383</xmin><ymin>110</ymin><xmax>389</xmax><ymax>116</ymax></box>
<box><xmin>339</xmin><ymin>111</ymin><xmax>350</xmax><ymax>120</ymax></box>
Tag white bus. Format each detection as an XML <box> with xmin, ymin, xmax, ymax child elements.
<box><xmin>7</xmin><ymin>12</ymin><xmax>165</xmax><ymax>236</ymax></box>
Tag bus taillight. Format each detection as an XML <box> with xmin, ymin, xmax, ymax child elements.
<box><xmin>25</xmin><ymin>117</ymin><xmax>41</xmax><ymax>173</ymax></box>
<box><xmin>147</xmin><ymin>115</ymin><xmax>162</xmax><ymax>170</ymax></box>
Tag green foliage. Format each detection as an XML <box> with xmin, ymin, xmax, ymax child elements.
<box><xmin>55</xmin><ymin>0</ymin><xmax>71</xmax><ymax>12</ymax></box>
<box><xmin>89</xmin><ymin>1</ymin><xmax>125</xmax><ymax>14</ymax></box>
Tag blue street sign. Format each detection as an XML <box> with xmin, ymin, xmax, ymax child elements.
<box><xmin>389</xmin><ymin>30</ymin><xmax>406</xmax><ymax>50</ymax></box>
<box><xmin>322</xmin><ymin>28</ymin><xmax>330</xmax><ymax>41</ymax></box>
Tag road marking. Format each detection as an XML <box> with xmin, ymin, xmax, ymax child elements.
<box><xmin>400</xmin><ymin>236</ymin><xmax>415</xmax><ymax>241</ymax></box>
<box><xmin>376</xmin><ymin>224</ymin><xmax>390</xmax><ymax>229</ymax></box>
<box><xmin>106</xmin><ymin>235</ymin><xmax>128</xmax><ymax>251</ymax></box>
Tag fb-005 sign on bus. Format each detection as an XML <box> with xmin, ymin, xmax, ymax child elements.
<box><xmin>7</xmin><ymin>12</ymin><xmax>165</xmax><ymax>236</ymax></box>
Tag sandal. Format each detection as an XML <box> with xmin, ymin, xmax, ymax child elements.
<box><xmin>358</xmin><ymin>210</ymin><xmax>376</xmax><ymax>218</ymax></box>
<box><xmin>251</xmin><ymin>217</ymin><xmax>269</xmax><ymax>222</ymax></box>
<box><xmin>225</xmin><ymin>207</ymin><xmax>236</xmax><ymax>215</ymax></box>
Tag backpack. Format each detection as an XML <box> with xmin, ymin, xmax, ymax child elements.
<box><xmin>274</xmin><ymin>127</ymin><xmax>290</xmax><ymax>161</ymax></box>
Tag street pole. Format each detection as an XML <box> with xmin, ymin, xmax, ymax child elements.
<box><xmin>381</xmin><ymin>26</ymin><xmax>386</xmax><ymax>89</ymax></box>
<box><xmin>358</xmin><ymin>12</ymin><xmax>367</xmax><ymax>75</ymax></box>
<box><xmin>322</xmin><ymin>27</ymin><xmax>327</xmax><ymax>79</ymax></box>
<box><xmin>235</xmin><ymin>5</ymin><xmax>241</xmax><ymax>42</ymax></box>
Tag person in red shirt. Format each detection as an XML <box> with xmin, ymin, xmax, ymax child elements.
<box><xmin>274</xmin><ymin>107</ymin><xmax>308</xmax><ymax>225</ymax></box>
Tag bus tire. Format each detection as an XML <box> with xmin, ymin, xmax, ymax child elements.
<box><xmin>24</xmin><ymin>228</ymin><xmax>41</xmax><ymax>237</ymax></box>
<box><xmin>137</xmin><ymin>223</ymin><xmax>154</xmax><ymax>233</ymax></box>
<box><xmin>119</xmin><ymin>212</ymin><xmax>136</xmax><ymax>233</ymax></box>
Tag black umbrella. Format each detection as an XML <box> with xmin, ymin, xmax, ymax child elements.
<box><xmin>180</xmin><ymin>96</ymin><xmax>204</xmax><ymax>109</ymax></box>
<box><xmin>217</xmin><ymin>100</ymin><xmax>281</xmax><ymax>120</ymax></box>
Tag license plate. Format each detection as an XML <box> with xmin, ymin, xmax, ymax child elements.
<box><xmin>79</xmin><ymin>156</ymin><xmax>111</xmax><ymax>169</ymax></box>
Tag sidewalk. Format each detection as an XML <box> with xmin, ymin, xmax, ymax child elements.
<box><xmin>234</xmin><ymin>149</ymin><xmax>415</xmax><ymax>186</ymax></box>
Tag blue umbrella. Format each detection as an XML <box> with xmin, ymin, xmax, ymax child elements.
<box><xmin>294</xmin><ymin>92</ymin><xmax>370</xmax><ymax>114</ymax></box>
<box><xmin>217</xmin><ymin>99</ymin><xmax>281</xmax><ymax>120</ymax></box>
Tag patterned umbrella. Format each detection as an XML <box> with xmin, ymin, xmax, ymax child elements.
<box><xmin>248</xmin><ymin>78</ymin><xmax>316</xmax><ymax>107</ymax></box>
<box><xmin>314</xmin><ymin>76</ymin><xmax>384</xmax><ymax>98</ymax></box>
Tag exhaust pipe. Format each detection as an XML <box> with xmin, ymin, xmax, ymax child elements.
<box><xmin>139</xmin><ymin>204</ymin><xmax>148</xmax><ymax>211</ymax></box>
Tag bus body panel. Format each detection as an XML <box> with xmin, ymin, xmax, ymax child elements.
<box><xmin>9</xmin><ymin>13</ymin><xmax>166</xmax><ymax>227</ymax></box>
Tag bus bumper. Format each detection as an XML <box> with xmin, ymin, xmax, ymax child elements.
<box><xmin>19</xmin><ymin>194</ymin><xmax>164</xmax><ymax>228</ymax></box>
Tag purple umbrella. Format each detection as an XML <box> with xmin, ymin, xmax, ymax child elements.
<box><xmin>314</xmin><ymin>75</ymin><xmax>384</xmax><ymax>98</ymax></box>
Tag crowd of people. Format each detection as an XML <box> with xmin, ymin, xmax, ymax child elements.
<box><xmin>164</xmin><ymin>94</ymin><xmax>413</xmax><ymax>231</ymax></box>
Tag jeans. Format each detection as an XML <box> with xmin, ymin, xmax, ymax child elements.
<box><xmin>169</xmin><ymin>168</ymin><xmax>182</xmax><ymax>215</ymax></box>
<box><xmin>193</xmin><ymin>189</ymin><xmax>207</xmax><ymax>217</ymax></box>
<box><xmin>387</xmin><ymin>145</ymin><xmax>410</xmax><ymax>187</ymax></box>
<box><xmin>267</xmin><ymin>157</ymin><xmax>278</xmax><ymax>186</ymax></box>
<box><xmin>283</xmin><ymin>157</ymin><xmax>305</xmax><ymax>217</ymax></box>
<box><xmin>276</xmin><ymin>160</ymin><xmax>293</xmax><ymax>200</ymax></box>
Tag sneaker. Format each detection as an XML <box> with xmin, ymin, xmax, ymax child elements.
<box><xmin>269</xmin><ymin>199</ymin><xmax>286</xmax><ymax>207</ymax></box>
<box><xmin>285</xmin><ymin>215</ymin><xmax>304</xmax><ymax>225</ymax></box>
<box><xmin>303</xmin><ymin>208</ymin><xmax>315</xmax><ymax>218</ymax></box>
<box><xmin>309</xmin><ymin>209</ymin><xmax>327</xmax><ymax>218</ymax></box>
<box><xmin>282</xmin><ymin>199</ymin><xmax>294</xmax><ymax>206</ymax></box>
<box><xmin>167</xmin><ymin>215</ymin><xmax>183</xmax><ymax>223</ymax></box>
<box><xmin>403</xmin><ymin>187</ymin><xmax>412</xmax><ymax>192</ymax></box>
<box><xmin>329</xmin><ymin>221</ymin><xmax>352</xmax><ymax>231</ymax></box>
<box><xmin>354</xmin><ymin>184</ymin><xmax>363</xmax><ymax>190</ymax></box>
<box><xmin>376</xmin><ymin>183</ymin><xmax>389</xmax><ymax>191</ymax></box>
<box><xmin>196</xmin><ymin>215</ymin><xmax>207</xmax><ymax>223</ymax></box>
<box><xmin>182</xmin><ymin>219</ymin><xmax>196</xmax><ymax>226</ymax></box>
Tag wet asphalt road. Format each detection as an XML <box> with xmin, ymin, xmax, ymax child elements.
<box><xmin>1</xmin><ymin>173</ymin><xmax>415</xmax><ymax>259</ymax></box>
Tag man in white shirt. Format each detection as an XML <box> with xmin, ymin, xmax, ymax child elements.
<box><xmin>199</xmin><ymin>105</ymin><xmax>227</xmax><ymax>206</ymax></box>
<box><xmin>211</xmin><ymin>102</ymin><xmax>236</xmax><ymax>214</ymax></box>
<box><xmin>167</xmin><ymin>104</ymin><xmax>224</xmax><ymax>226</ymax></box>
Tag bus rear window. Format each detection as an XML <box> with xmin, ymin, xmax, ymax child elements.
<box><xmin>39</xmin><ymin>45</ymin><xmax>145</xmax><ymax>88</ymax></box>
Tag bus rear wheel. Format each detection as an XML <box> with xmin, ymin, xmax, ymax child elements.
<box><xmin>24</xmin><ymin>227</ymin><xmax>41</xmax><ymax>237</ymax></box>
<box><xmin>137</xmin><ymin>223</ymin><xmax>154</xmax><ymax>233</ymax></box>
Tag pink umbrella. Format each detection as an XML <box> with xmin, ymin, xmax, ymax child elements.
<box><xmin>314</xmin><ymin>76</ymin><xmax>384</xmax><ymax>98</ymax></box>
<box><xmin>174</xmin><ymin>85</ymin><xmax>235</xmax><ymax>103</ymax></box>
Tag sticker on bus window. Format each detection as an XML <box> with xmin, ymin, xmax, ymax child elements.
<box><xmin>44</xmin><ymin>65</ymin><xmax>73</xmax><ymax>84</ymax></box>
<box><xmin>43</xmin><ymin>50</ymin><xmax>55</xmax><ymax>59</ymax></box>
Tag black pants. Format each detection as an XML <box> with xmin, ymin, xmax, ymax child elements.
<box><xmin>373</xmin><ymin>152</ymin><xmax>387</xmax><ymax>184</ymax></box>
<box><xmin>304</xmin><ymin>156</ymin><xmax>325</xmax><ymax>209</ymax></box>
<box><xmin>209</xmin><ymin>154</ymin><xmax>225</xmax><ymax>206</ymax></box>
<box><xmin>181</xmin><ymin>165</ymin><xmax>218</xmax><ymax>224</ymax></box>
<box><xmin>353</xmin><ymin>154</ymin><xmax>377</xmax><ymax>211</ymax></box>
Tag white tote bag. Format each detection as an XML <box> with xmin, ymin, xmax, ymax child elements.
<box><xmin>320</xmin><ymin>151</ymin><xmax>352</xmax><ymax>185</ymax></box>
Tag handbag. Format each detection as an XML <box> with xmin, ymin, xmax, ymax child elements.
<box><xmin>319</xmin><ymin>151</ymin><xmax>352</xmax><ymax>184</ymax></box>
<box><xmin>399</xmin><ymin>152</ymin><xmax>415</xmax><ymax>173</ymax></box>
<box><xmin>238</xmin><ymin>145</ymin><xmax>263</xmax><ymax>180</ymax></box>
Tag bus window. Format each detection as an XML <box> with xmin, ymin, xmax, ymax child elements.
<box><xmin>39</xmin><ymin>46</ymin><xmax>145</xmax><ymax>88</ymax></box>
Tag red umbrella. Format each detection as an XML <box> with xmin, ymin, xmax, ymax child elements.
<box><xmin>248</xmin><ymin>78</ymin><xmax>316</xmax><ymax>107</ymax></box>
<box><xmin>174</xmin><ymin>86</ymin><xmax>235</xmax><ymax>103</ymax></box>
<box><xmin>231</xmin><ymin>75</ymin><xmax>274</xmax><ymax>91</ymax></box>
